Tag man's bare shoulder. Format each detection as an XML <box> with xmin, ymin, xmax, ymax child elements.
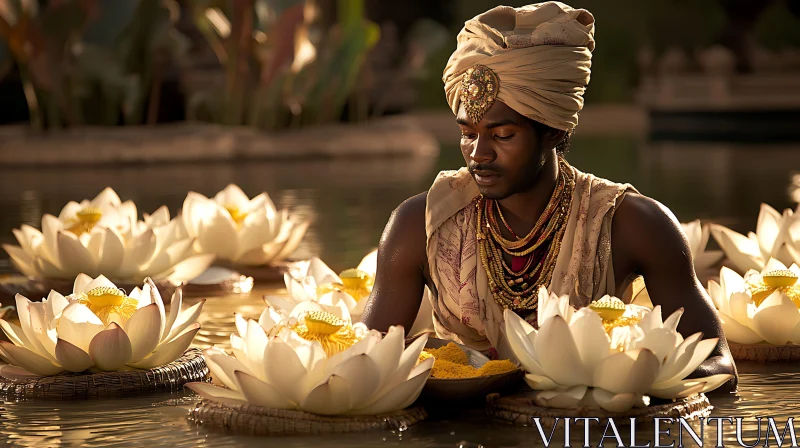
<box><xmin>387</xmin><ymin>192</ymin><xmax>427</xmax><ymax>230</ymax></box>
<box><xmin>612</xmin><ymin>192</ymin><xmax>692</xmax><ymax>269</ymax></box>
<box><xmin>379</xmin><ymin>192</ymin><xmax>428</xmax><ymax>272</ymax></box>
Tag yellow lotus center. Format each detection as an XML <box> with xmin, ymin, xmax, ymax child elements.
<box><xmin>316</xmin><ymin>272</ymin><xmax>373</xmax><ymax>303</ymax></box>
<box><xmin>292</xmin><ymin>311</ymin><xmax>361</xmax><ymax>357</ymax></box>
<box><xmin>77</xmin><ymin>286</ymin><xmax>138</xmax><ymax>325</ymax></box>
<box><xmin>303</xmin><ymin>311</ymin><xmax>345</xmax><ymax>335</ymax></box>
<box><xmin>763</xmin><ymin>270</ymin><xmax>798</xmax><ymax>288</ymax></box>
<box><xmin>748</xmin><ymin>270</ymin><xmax>800</xmax><ymax>307</ymax></box>
<box><xmin>224</xmin><ymin>204</ymin><xmax>248</xmax><ymax>226</ymax></box>
<box><xmin>589</xmin><ymin>297</ymin><xmax>626</xmax><ymax>321</ymax></box>
<box><xmin>67</xmin><ymin>207</ymin><xmax>103</xmax><ymax>235</ymax></box>
<box><xmin>338</xmin><ymin>268</ymin><xmax>373</xmax><ymax>301</ymax></box>
<box><xmin>603</xmin><ymin>316</ymin><xmax>642</xmax><ymax>334</ymax></box>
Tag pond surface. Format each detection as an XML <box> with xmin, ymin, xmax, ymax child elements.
<box><xmin>0</xmin><ymin>137</ymin><xmax>799</xmax><ymax>446</ymax></box>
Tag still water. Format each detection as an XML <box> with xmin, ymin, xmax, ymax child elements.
<box><xmin>0</xmin><ymin>137</ymin><xmax>799</xmax><ymax>447</ymax></box>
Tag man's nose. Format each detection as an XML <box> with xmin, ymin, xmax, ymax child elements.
<box><xmin>468</xmin><ymin>135</ymin><xmax>495</xmax><ymax>163</ymax></box>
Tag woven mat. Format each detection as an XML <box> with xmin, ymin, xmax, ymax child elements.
<box><xmin>0</xmin><ymin>348</ymin><xmax>209</xmax><ymax>400</ymax></box>
<box><xmin>486</xmin><ymin>391</ymin><xmax>712</xmax><ymax>426</ymax></box>
<box><xmin>189</xmin><ymin>401</ymin><xmax>427</xmax><ymax>436</ymax></box>
<box><xmin>729</xmin><ymin>342</ymin><xmax>800</xmax><ymax>363</ymax></box>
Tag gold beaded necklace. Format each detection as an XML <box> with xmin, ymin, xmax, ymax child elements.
<box><xmin>477</xmin><ymin>157</ymin><xmax>575</xmax><ymax>312</ymax></box>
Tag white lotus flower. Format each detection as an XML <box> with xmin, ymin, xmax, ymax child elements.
<box><xmin>185</xmin><ymin>300</ymin><xmax>432</xmax><ymax>416</ymax></box>
<box><xmin>0</xmin><ymin>275</ymin><xmax>204</xmax><ymax>376</ymax></box>
<box><xmin>282</xmin><ymin>254</ymin><xmax>375</xmax><ymax>319</ymax></box>
<box><xmin>681</xmin><ymin>220</ymin><xmax>724</xmax><ymax>281</ymax></box>
<box><xmin>707</xmin><ymin>259</ymin><xmax>800</xmax><ymax>346</ymax></box>
<box><xmin>3</xmin><ymin>188</ymin><xmax>214</xmax><ymax>285</ymax></box>
<box><xmin>710</xmin><ymin>204</ymin><xmax>800</xmax><ymax>274</ymax></box>
<box><xmin>181</xmin><ymin>184</ymin><xmax>310</xmax><ymax>266</ymax></box>
<box><xmin>504</xmin><ymin>287</ymin><xmax>732</xmax><ymax>413</ymax></box>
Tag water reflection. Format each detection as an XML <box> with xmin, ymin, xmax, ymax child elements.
<box><xmin>0</xmin><ymin>138</ymin><xmax>799</xmax><ymax>446</ymax></box>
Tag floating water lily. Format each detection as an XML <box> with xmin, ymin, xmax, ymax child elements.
<box><xmin>186</xmin><ymin>300</ymin><xmax>432</xmax><ymax>416</ymax></box>
<box><xmin>3</xmin><ymin>188</ymin><xmax>214</xmax><ymax>285</ymax></box>
<box><xmin>181</xmin><ymin>184</ymin><xmax>310</xmax><ymax>266</ymax></box>
<box><xmin>681</xmin><ymin>220</ymin><xmax>724</xmax><ymax>281</ymax></box>
<box><xmin>503</xmin><ymin>287</ymin><xmax>731</xmax><ymax>412</ymax></box>
<box><xmin>707</xmin><ymin>259</ymin><xmax>800</xmax><ymax>346</ymax></box>
<box><xmin>282</xmin><ymin>254</ymin><xmax>376</xmax><ymax>319</ymax></box>
<box><xmin>0</xmin><ymin>275</ymin><xmax>204</xmax><ymax>376</ymax></box>
<box><xmin>710</xmin><ymin>204</ymin><xmax>800</xmax><ymax>274</ymax></box>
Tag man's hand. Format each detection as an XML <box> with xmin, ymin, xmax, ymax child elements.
<box><xmin>612</xmin><ymin>193</ymin><xmax>739</xmax><ymax>393</ymax></box>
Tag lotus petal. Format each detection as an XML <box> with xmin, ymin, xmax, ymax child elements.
<box><xmin>130</xmin><ymin>323</ymin><xmax>199</xmax><ymax>369</ymax></box>
<box><xmin>264</xmin><ymin>338</ymin><xmax>309</xmax><ymax>403</ymax></box>
<box><xmin>88</xmin><ymin>323</ymin><xmax>132</xmax><ymax>371</ymax></box>
<box><xmin>55</xmin><ymin>338</ymin><xmax>93</xmax><ymax>372</ymax></box>
<box><xmin>57</xmin><ymin>231</ymin><xmax>96</xmax><ymax>276</ymax></box>
<box><xmin>534</xmin><ymin>316</ymin><xmax>589</xmax><ymax>386</ymax></box>
<box><xmin>587</xmin><ymin>388</ymin><xmax>646</xmax><ymax>413</ymax></box>
<box><xmin>593</xmin><ymin>349</ymin><xmax>660</xmax><ymax>394</ymax></box>
<box><xmin>649</xmin><ymin>381</ymin><xmax>706</xmax><ymax>400</ymax></box>
<box><xmin>329</xmin><ymin>354</ymin><xmax>382</xmax><ymax>409</ymax></box>
<box><xmin>205</xmin><ymin>350</ymin><xmax>250</xmax><ymax>391</ymax></box>
<box><xmin>163</xmin><ymin>300</ymin><xmax>205</xmax><ymax>343</ymax></box>
<box><xmin>56</xmin><ymin>303</ymin><xmax>104</xmax><ymax>353</ymax></box>
<box><xmin>232</xmin><ymin>370</ymin><xmax>293</xmax><ymax>409</ymax></box>
<box><xmin>503</xmin><ymin>310</ymin><xmax>545</xmax><ymax>375</ymax></box>
<box><xmin>710</xmin><ymin>225</ymin><xmax>763</xmax><ymax>273</ymax></box>
<box><xmin>124</xmin><ymin>304</ymin><xmax>162</xmax><ymax>363</ymax></box>
<box><xmin>752</xmin><ymin>291</ymin><xmax>800</xmax><ymax>345</ymax></box>
<box><xmin>0</xmin><ymin>341</ymin><xmax>63</xmax><ymax>376</ymax></box>
<box><xmin>185</xmin><ymin>382</ymin><xmax>247</xmax><ymax>406</ymax></box>
<box><xmin>300</xmin><ymin>375</ymin><xmax>352</xmax><ymax>416</ymax></box>
<box><xmin>570</xmin><ymin>311</ymin><xmax>611</xmax><ymax>371</ymax></box>
<box><xmin>524</xmin><ymin>373</ymin><xmax>561</xmax><ymax>391</ymax></box>
<box><xmin>351</xmin><ymin>357</ymin><xmax>432</xmax><ymax>415</ymax></box>
<box><xmin>534</xmin><ymin>385</ymin><xmax>588</xmax><ymax>409</ymax></box>
<box><xmin>717</xmin><ymin>311</ymin><xmax>763</xmax><ymax>345</ymax></box>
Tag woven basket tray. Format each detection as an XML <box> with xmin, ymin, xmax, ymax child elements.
<box><xmin>188</xmin><ymin>400</ymin><xmax>427</xmax><ymax>436</ymax></box>
<box><xmin>486</xmin><ymin>391</ymin><xmax>712</xmax><ymax>426</ymax></box>
<box><xmin>729</xmin><ymin>342</ymin><xmax>800</xmax><ymax>363</ymax></box>
<box><xmin>0</xmin><ymin>348</ymin><xmax>209</xmax><ymax>400</ymax></box>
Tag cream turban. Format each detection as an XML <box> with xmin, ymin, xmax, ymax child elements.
<box><xmin>443</xmin><ymin>2</ymin><xmax>595</xmax><ymax>131</ymax></box>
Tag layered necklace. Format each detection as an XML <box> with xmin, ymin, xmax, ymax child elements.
<box><xmin>477</xmin><ymin>157</ymin><xmax>576</xmax><ymax>312</ymax></box>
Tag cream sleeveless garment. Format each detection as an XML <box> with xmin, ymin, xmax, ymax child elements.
<box><xmin>424</xmin><ymin>164</ymin><xmax>637</xmax><ymax>358</ymax></box>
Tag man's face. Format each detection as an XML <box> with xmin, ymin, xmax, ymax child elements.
<box><xmin>457</xmin><ymin>101</ymin><xmax>547</xmax><ymax>200</ymax></box>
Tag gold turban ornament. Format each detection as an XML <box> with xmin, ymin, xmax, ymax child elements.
<box><xmin>444</xmin><ymin>2</ymin><xmax>595</xmax><ymax>131</ymax></box>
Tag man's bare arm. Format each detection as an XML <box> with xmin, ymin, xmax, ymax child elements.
<box><xmin>612</xmin><ymin>193</ymin><xmax>738</xmax><ymax>393</ymax></box>
<box><xmin>360</xmin><ymin>193</ymin><xmax>428</xmax><ymax>332</ymax></box>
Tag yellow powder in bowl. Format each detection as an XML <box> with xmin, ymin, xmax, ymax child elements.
<box><xmin>477</xmin><ymin>359</ymin><xmax>518</xmax><ymax>376</ymax></box>
<box><xmin>419</xmin><ymin>342</ymin><xmax>518</xmax><ymax>379</ymax></box>
<box><xmin>424</xmin><ymin>342</ymin><xmax>470</xmax><ymax>365</ymax></box>
<box><xmin>431</xmin><ymin>359</ymin><xmax>478</xmax><ymax>379</ymax></box>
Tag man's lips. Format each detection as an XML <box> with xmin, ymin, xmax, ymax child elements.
<box><xmin>472</xmin><ymin>170</ymin><xmax>500</xmax><ymax>185</ymax></box>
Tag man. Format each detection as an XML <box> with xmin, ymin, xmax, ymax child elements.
<box><xmin>361</xmin><ymin>2</ymin><xmax>737</xmax><ymax>391</ymax></box>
